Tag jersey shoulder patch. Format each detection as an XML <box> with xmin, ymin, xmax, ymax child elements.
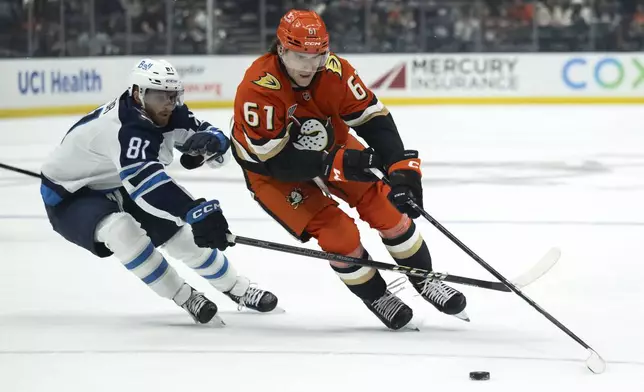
<box><xmin>252</xmin><ymin>72</ymin><xmax>282</xmax><ymax>91</ymax></box>
<box><xmin>325</xmin><ymin>54</ymin><xmax>343</xmax><ymax>78</ymax></box>
<box><xmin>103</xmin><ymin>98</ymin><xmax>118</xmax><ymax>115</ymax></box>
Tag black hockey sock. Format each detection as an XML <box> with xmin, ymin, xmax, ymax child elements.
<box><xmin>382</xmin><ymin>220</ymin><xmax>431</xmax><ymax>285</ymax></box>
<box><xmin>330</xmin><ymin>249</ymin><xmax>386</xmax><ymax>302</ymax></box>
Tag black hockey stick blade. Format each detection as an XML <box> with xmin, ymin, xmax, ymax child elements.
<box><xmin>227</xmin><ymin>234</ymin><xmax>511</xmax><ymax>292</ymax></box>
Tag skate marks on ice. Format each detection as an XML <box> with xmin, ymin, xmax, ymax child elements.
<box><xmin>1</xmin><ymin>319</ymin><xmax>642</xmax><ymax>392</ymax></box>
<box><xmin>2</xmin><ymin>352</ymin><xmax>641</xmax><ymax>392</ymax></box>
<box><xmin>3</xmin><ymin>313</ymin><xmax>641</xmax><ymax>392</ymax></box>
<box><xmin>1</xmin><ymin>310</ymin><xmax>642</xmax><ymax>369</ymax></box>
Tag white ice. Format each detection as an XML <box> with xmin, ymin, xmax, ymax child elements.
<box><xmin>1</xmin><ymin>105</ymin><xmax>643</xmax><ymax>391</ymax></box>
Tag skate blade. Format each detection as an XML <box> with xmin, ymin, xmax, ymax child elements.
<box><xmin>270</xmin><ymin>306</ymin><xmax>286</xmax><ymax>314</ymax></box>
<box><xmin>389</xmin><ymin>321</ymin><xmax>419</xmax><ymax>332</ymax></box>
<box><xmin>452</xmin><ymin>310</ymin><xmax>470</xmax><ymax>322</ymax></box>
<box><xmin>206</xmin><ymin>314</ymin><xmax>226</xmax><ymax>327</ymax></box>
<box><xmin>237</xmin><ymin>306</ymin><xmax>286</xmax><ymax>314</ymax></box>
<box><xmin>247</xmin><ymin>306</ymin><xmax>287</xmax><ymax>314</ymax></box>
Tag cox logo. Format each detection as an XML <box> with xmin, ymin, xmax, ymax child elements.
<box><xmin>562</xmin><ymin>57</ymin><xmax>644</xmax><ymax>90</ymax></box>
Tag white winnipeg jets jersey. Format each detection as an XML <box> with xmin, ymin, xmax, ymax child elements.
<box><xmin>41</xmin><ymin>91</ymin><xmax>213</xmax><ymax>223</ymax></box>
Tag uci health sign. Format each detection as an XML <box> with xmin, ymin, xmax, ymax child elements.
<box><xmin>18</xmin><ymin>69</ymin><xmax>102</xmax><ymax>95</ymax></box>
<box><xmin>0</xmin><ymin>58</ymin><xmax>127</xmax><ymax>113</ymax></box>
<box><xmin>561</xmin><ymin>55</ymin><xmax>644</xmax><ymax>93</ymax></box>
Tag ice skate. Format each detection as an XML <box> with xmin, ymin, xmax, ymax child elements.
<box><xmin>362</xmin><ymin>278</ymin><xmax>415</xmax><ymax>330</ymax></box>
<box><xmin>174</xmin><ymin>284</ymin><xmax>222</xmax><ymax>325</ymax></box>
<box><xmin>363</xmin><ymin>289</ymin><xmax>414</xmax><ymax>331</ymax></box>
<box><xmin>413</xmin><ymin>278</ymin><xmax>469</xmax><ymax>322</ymax></box>
<box><xmin>225</xmin><ymin>276</ymin><xmax>279</xmax><ymax>313</ymax></box>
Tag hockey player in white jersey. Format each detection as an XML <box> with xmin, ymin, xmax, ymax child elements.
<box><xmin>40</xmin><ymin>58</ymin><xmax>278</xmax><ymax>324</ymax></box>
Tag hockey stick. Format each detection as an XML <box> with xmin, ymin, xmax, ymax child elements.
<box><xmin>0</xmin><ymin>162</ymin><xmax>41</xmax><ymax>179</ymax></box>
<box><xmin>227</xmin><ymin>234</ymin><xmax>511</xmax><ymax>292</ymax></box>
<box><xmin>0</xmin><ymin>161</ymin><xmax>557</xmax><ymax>290</ymax></box>
<box><xmin>511</xmin><ymin>247</ymin><xmax>560</xmax><ymax>288</ymax></box>
<box><xmin>372</xmin><ymin>169</ymin><xmax>605</xmax><ymax>374</ymax></box>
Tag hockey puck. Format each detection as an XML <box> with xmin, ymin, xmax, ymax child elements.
<box><xmin>469</xmin><ymin>371</ymin><xmax>490</xmax><ymax>381</ymax></box>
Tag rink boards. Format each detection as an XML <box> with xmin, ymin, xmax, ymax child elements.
<box><xmin>1</xmin><ymin>53</ymin><xmax>644</xmax><ymax>118</ymax></box>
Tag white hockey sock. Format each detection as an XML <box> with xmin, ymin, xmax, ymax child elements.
<box><xmin>95</xmin><ymin>212</ymin><xmax>184</xmax><ymax>299</ymax></box>
<box><xmin>163</xmin><ymin>226</ymin><xmax>238</xmax><ymax>293</ymax></box>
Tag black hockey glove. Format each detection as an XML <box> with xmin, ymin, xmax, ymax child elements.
<box><xmin>182</xmin><ymin>126</ymin><xmax>230</xmax><ymax>157</ymax></box>
<box><xmin>184</xmin><ymin>199</ymin><xmax>233</xmax><ymax>250</ymax></box>
<box><xmin>323</xmin><ymin>147</ymin><xmax>382</xmax><ymax>182</ymax></box>
<box><xmin>387</xmin><ymin>150</ymin><xmax>423</xmax><ymax>218</ymax></box>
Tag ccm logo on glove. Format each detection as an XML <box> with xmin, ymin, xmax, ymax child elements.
<box><xmin>186</xmin><ymin>200</ymin><xmax>221</xmax><ymax>223</ymax></box>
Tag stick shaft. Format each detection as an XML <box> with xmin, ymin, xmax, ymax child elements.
<box><xmin>373</xmin><ymin>167</ymin><xmax>598</xmax><ymax>352</ymax></box>
<box><xmin>411</xmin><ymin>202</ymin><xmax>594</xmax><ymax>349</ymax></box>
<box><xmin>375</xmin><ymin>167</ymin><xmax>598</xmax><ymax>352</ymax></box>
<box><xmin>229</xmin><ymin>234</ymin><xmax>510</xmax><ymax>292</ymax></box>
<box><xmin>0</xmin><ymin>163</ymin><xmax>41</xmax><ymax>178</ymax></box>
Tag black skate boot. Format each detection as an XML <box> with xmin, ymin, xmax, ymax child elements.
<box><xmin>225</xmin><ymin>277</ymin><xmax>278</xmax><ymax>313</ymax></box>
<box><xmin>173</xmin><ymin>284</ymin><xmax>219</xmax><ymax>324</ymax></box>
<box><xmin>363</xmin><ymin>289</ymin><xmax>414</xmax><ymax>330</ymax></box>
<box><xmin>412</xmin><ymin>278</ymin><xmax>469</xmax><ymax>321</ymax></box>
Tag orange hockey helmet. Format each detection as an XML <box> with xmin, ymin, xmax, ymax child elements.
<box><xmin>277</xmin><ymin>9</ymin><xmax>329</xmax><ymax>54</ymax></box>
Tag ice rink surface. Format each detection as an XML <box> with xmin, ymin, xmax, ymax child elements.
<box><xmin>1</xmin><ymin>105</ymin><xmax>643</xmax><ymax>391</ymax></box>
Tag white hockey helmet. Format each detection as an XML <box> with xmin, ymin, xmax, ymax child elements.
<box><xmin>128</xmin><ymin>58</ymin><xmax>185</xmax><ymax>109</ymax></box>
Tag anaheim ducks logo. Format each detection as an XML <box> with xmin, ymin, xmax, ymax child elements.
<box><xmin>292</xmin><ymin>118</ymin><xmax>333</xmax><ymax>152</ymax></box>
<box><xmin>325</xmin><ymin>54</ymin><xmax>342</xmax><ymax>78</ymax></box>
<box><xmin>252</xmin><ymin>72</ymin><xmax>281</xmax><ymax>90</ymax></box>
<box><xmin>286</xmin><ymin>188</ymin><xmax>308</xmax><ymax>209</ymax></box>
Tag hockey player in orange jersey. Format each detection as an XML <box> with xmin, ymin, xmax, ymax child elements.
<box><xmin>230</xmin><ymin>9</ymin><xmax>468</xmax><ymax>330</ymax></box>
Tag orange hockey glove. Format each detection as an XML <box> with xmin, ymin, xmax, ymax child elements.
<box><xmin>387</xmin><ymin>150</ymin><xmax>423</xmax><ymax>218</ymax></box>
<box><xmin>323</xmin><ymin>147</ymin><xmax>382</xmax><ymax>183</ymax></box>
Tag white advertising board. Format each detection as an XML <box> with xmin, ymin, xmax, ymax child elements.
<box><xmin>0</xmin><ymin>56</ymin><xmax>253</xmax><ymax>116</ymax></box>
<box><xmin>349</xmin><ymin>53</ymin><xmax>644</xmax><ymax>100</ymax></box>
<box><xmin>1</xmin><ymin>53</ymin><xmax>642</xmax><ymax>118</ymax></box>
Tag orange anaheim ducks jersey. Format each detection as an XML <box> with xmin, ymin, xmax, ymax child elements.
<box><xmin>231</xmin><ymin>53</ymin><xmax>390</xmax><ymax>175</ymax></box>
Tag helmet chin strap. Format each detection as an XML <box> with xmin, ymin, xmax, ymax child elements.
<box><xmin>139</xmin><ymin>88</ymin><xmax>148</xmax><ymax>109</ymax></box>
<box><xmin>132</xmin><ymin>86</ymin><xmax>147</xmax><ymax>109</ymax></box>
<box><xmin>276</xmin><ymin>46</ymin><xmax>293</xmax><ymax>79</ymax></box>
